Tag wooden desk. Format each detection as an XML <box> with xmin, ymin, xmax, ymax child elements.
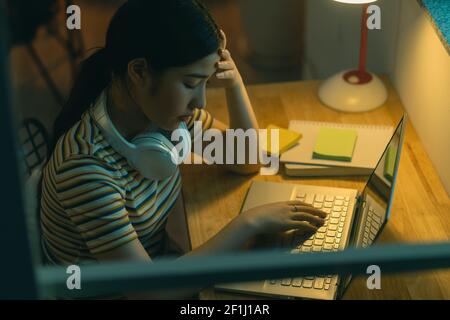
<box><xmin>180</xmin><ymin>79</ymin><xmax>450</xmax><ymax>300</ymax></box>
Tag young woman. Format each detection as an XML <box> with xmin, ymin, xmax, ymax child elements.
<box><xmin>40</xmin><ymin>0</ymin><xmax>326</xmax><ymax>298</ymax></box>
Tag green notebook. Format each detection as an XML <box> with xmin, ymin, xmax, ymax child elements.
<box><xmin>313</xmin><ymin>127</ymin><xmax>358</xmax><ymax>162</ymax></box>
<box><xmin>384</xmin><ymin>145</ymin><xmax>398</xmax><ymax>182</ymax></box>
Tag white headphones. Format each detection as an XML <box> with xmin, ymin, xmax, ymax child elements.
<box><xmin>90</xmin><ymin>90</ymin><xmax>191</xmax><ymax>180</ymax></box>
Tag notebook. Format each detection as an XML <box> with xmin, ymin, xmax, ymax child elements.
<box><xmin>284</xmin><ymin>163</ymin><xmax>370</xmax><ymax>177</ymax></box>
<box><xmin>281</xmin><ymin>121</ymin><xmax>394</xmax><ymax>176</ymax></box>
<box><xmin>262</xmin><ymin>124</ymin><xmax>302</xmax><ymax>155</ymax></box>
<box><xmin>312</xmin><ymin>127</ymin><xmax>358</xmax><ymax>162</ymax></box>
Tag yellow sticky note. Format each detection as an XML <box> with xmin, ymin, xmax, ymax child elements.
<box><xmin>313</xmin><ymin>127</ymin><xmax>357</xmax><ymax>162</ymax></box>
<box><xmin>262</xmin><ymin>125</ymin><xmax>302</xmax><ymax>155</ymax></box>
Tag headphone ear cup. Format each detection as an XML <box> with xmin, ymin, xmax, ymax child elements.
<box><xmin>132</xmin><ymin>133</ymin><xmax>178</xmax><ymax>180</ymax></box>
<box><xmin>126</xmin><ymin>122</ymin><xmax>191</xmax><ymax>181</ymax></box>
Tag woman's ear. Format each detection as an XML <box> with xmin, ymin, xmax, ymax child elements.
<box><xmin>127</xmin><ymin>58</ymin><xmax>150</xmax><ymax>86</ymax></box>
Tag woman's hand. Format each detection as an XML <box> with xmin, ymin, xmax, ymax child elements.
<box><xmin>241</xmin><ymin>200</ymin><xmax>328</xmax><ymax>235</ymax></box>
<box><xmin>215</xmin><ymin>30</ymin><xmax>243</xmax><ymax>89</ymax></box>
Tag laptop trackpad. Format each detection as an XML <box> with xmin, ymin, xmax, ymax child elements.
<box><xmin>241</xmin><ymin>181</ymin><xmax>296</xmax><ymax>212</ymax></box>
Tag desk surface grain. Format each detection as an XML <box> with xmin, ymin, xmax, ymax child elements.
<box><xmin>179</xmin><ymin>79</ymin><xmax>450</xmax><ymax>300</ymax></box>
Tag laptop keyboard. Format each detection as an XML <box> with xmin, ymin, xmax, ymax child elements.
<box><xmin>267</xmin><ymin>192</ymin><xmax>351</xmax><ymax>291</ymax></box>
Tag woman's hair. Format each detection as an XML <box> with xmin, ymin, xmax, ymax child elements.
<box><xmin>51</xmin><ymin>0</ymin><xmax>220</xmax><ymax>151</ymax></box>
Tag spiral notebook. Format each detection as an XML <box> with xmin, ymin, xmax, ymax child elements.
<box><xmin>280</xmin><ymin>120</ymin><xmax>394</xmax><ymax>176</ymax></box>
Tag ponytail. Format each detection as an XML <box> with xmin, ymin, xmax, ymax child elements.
<box><xmin>51</xmin><ymin>48</ymin><xmax>111</xmax><ymax>152</ymax></box>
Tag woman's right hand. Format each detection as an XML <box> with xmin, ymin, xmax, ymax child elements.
<box><xmin>241</xmin><ymin>200</ymin><xmax>328</xmax><ymax>235</ymax></box>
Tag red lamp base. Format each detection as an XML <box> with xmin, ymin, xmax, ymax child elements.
<box><xmin>318</xmin><ymin>70</ymin><xmax>388</xmax><ymax>113</ymax></box>
<box><xmin>343</xmin><ymin>69</ymin><xmax>373</xmax><ymax>84</ymax></box>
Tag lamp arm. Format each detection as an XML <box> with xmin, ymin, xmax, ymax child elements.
<box><xmin>343</xmin><ymin>3</ymin><xmax>372</xmax><ymax>84</ymax></box>
<box><xmin>358</xmin><ymin>4</ymin><xmax>370</xmax><ymax>74</ymax></box>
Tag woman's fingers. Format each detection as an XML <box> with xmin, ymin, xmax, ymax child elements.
<box><xmin>290</xmin><ymin>221</ymin><xmax>318</xmax><ymax>233</ymax></box>
<box><xmin>216</xmin><ymin>49</ymin><xmax>237</xmax><ymax>80</ymax></box>
<box><xmin>216</xmin><ymin>70</ymin><xmax>234</xmax><ymax>79</ymax></box>
<box><xmin>291</xmin><ymin>205</ymin><xmax>327</xmax><ymax>219</ymax></box>
<box><xmin>286</xmin><ymin>200</ymin><xmax>313</xmax><ymax>208</ymax></box>
<box><xmin>217</xmin><ymin>61</ymin><xmax>234</xmax><ymax>70</ymax></box>
<box><xmin>289</xmin><ymin>205</ymin><xmax>327</xmax><ymax>218</ymax></box>
<box><xmin>291</xmin><ymin>212</ymin><xmax>325</xmax><ymax>227</ymax></box>
<box><xmin>219</xmin><ymin>49</ymin><xmax>231</xmax><ymax>60</ymax></box>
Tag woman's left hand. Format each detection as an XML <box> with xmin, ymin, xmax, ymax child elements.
<box><xmin>215</xmin><ymin>30</ymin><xmax>243</xmax><ymax>89</ymax></box>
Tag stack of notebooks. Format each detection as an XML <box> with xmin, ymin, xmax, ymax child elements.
<box><xmin>279</xmin><ymin>121</ymin><xmax>394</xmax><ymax>177</ymax></box>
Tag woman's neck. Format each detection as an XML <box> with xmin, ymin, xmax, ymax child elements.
<box><xmin>106</xmin><ymin>83</ymin><xmax>150</xmax><ymax>140</ymax></box>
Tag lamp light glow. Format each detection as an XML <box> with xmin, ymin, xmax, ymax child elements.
<box><xmin>333</xmin><ymin>0</ymin><xmax>377</xmax><ymax>4</ymax></box>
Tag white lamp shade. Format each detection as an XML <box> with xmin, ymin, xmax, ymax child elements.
<box><xmin>333</xmin><ymin>0</ymin><xmax>377</xmax><ymax>4</ymax></box>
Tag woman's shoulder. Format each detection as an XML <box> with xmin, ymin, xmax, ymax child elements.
<box><xmin>48</xmin><ymin>111</ymin><xmax>120</xmax><ymax>176</ymax></box>
<box><xmin>44</xmin><ymin>146</ymin><xmax>124</xmax><ymax>197</ymax></box>
<box><xmin>52</xmin><ymin>111</ymin><xmax>107</xmax><ymax>161</ymax></box>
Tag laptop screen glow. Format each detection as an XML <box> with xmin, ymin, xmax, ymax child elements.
<box><xmin>352</xmin><ymin>117</ymin><xmax>406</xmax><ymax>248</ymax></box>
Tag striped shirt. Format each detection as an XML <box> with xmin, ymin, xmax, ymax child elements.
<box><xmin>40</xmin><ymin>106</ymin><xmax>214</xmax><ymax>266</ymax></box>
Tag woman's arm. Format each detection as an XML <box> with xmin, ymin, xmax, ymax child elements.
<box><xmin>94</xmin><ymin>196</ymin><xmax>325</xmax><ymax>298</ymax></box>
<box><xmin>183</xmin><ymin>206</ymin><xmax>258</xmax><ymax>257</ymax></box>
<box><xmin>164</xmin><ymin>194</ymin><xmax>258</xmax><ymax>257</ymax></box>
<box><xmin>209</xmin><ymin>31</ymin><xmax>261</xmax><ymax>174</ymax></box>
<box><xmin>93</xmin><ymin>195</ymin><xmax>258</xmax><ymax>299</ymax></box>
<box><xmin>220</xmin><ymin>68</ymin><xmax>258</xmax><ymax>131</ymax></box>
<box><xmin>216</xmin><ymin>30</ymin><xmax>258</xmax><ymax>131</ymax></box>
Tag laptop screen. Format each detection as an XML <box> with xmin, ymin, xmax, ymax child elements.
<box><xmin>352</xmin><ymin>116</ymin><xmax>406</xmax><ymax>248</ymax></box>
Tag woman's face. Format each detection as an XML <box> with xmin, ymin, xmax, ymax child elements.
<box><xmin>132</xmin><ymin>51</ymin><xmax>221</xmax><ymax>131</ymax></box>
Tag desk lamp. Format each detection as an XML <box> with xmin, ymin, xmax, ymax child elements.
<box><xmin>318</xmin><ymin>0</ymin><xmax>387</xmax><ymax>112</ymax></box>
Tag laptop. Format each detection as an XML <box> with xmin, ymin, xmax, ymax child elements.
<box><xmin>215</xmin><ymin>116</ymin><xmax>407</xmax><ymax>300</ymax></box>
